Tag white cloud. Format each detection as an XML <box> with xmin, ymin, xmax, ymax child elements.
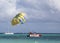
<box><xmin>48</xmin><ymin>0</ymin><xmax>60</xmax><ymax>11</ymax></box>
<box><xmin>0</xmin><ymin>0</ymin><xmax>16</xmax><ymax>21</ymax></box>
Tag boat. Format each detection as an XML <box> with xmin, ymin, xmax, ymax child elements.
<box><xmin>4</xmin><ymin>32</ymin><xmax>14</xmax><ymax>35</ymax></box>
<box><xmin>27</xmin><ymin>32</ymin><xmax>42</xmax><ymax>37</ymax></box>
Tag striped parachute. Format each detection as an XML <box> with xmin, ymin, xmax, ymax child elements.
<box><xmin>11</xmin><ymin>12</ymin><xmax>26</xmax><ymax>25</ymax></box>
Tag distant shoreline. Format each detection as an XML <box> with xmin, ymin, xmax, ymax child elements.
<box><xmin>0</xmin><ymin>33</ymin><xmax>60</xmax><ymax>34</ymax></box>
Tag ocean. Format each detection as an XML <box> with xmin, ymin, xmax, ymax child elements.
<box><xmin>0</xmin><ymin>33</ymin><xmax>60</xmax><ymax>43</ymax></box>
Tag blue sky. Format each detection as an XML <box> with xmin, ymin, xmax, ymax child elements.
<box><xmin>0</xmin><ymin>0</ymin><xmax>60</xmax><ymax>33</ymax></box>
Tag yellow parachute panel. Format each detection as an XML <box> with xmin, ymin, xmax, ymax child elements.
<box><xmin>11</xmin><ymin>18</ymin><xmax>20</xmax><ymax>25</ymax></box>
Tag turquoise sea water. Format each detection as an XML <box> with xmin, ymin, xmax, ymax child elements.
<box><xmin>0</xmin><ymin>33</ymin><xmax>60</xmax><ymax>43</ymax></box>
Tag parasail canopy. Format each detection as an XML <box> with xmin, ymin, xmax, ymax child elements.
<box><xmin>11</xmin><ymin>12</ymin><xmax>26</xmax><ymax>26</ymax></box>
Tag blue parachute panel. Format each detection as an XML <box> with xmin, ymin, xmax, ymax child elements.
<box><xmin>20</xmin><ymin>19</ymin><xmax>24</xmax><ymax>24</ymax></box>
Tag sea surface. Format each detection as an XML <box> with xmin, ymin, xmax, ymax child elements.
<box><xmin>0</xmin><ymin>33</ymin><xmax>60</xmax><ymax>43</ymax></box>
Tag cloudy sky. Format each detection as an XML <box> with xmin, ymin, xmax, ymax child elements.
<box><xmin>0</xmin><ymin>0</ymin><xmax>60</xmax><ymax>33</ymax></box>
